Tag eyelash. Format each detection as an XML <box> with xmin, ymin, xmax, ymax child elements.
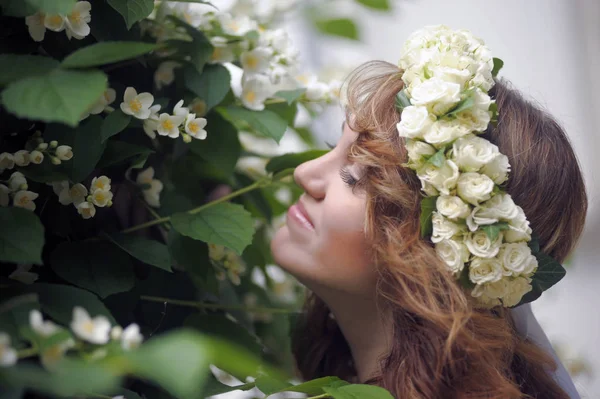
<box><xmin>339</xmin><ymin>167</ymin><xmax>358</xmax><ymax>187</ymax></box>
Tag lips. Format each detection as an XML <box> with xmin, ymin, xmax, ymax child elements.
<box><xmin>288</xmin><ymin>200</ymin><xmax>315</xmax><ymax>231</ymax></box>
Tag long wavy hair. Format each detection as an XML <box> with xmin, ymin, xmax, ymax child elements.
<box><xmin>291</xmin><ymin>61</ymin><xmax>588</xmax><ymax>398</ymax></box>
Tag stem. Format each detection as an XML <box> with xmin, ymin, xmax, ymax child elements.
<box><xmin>142</xmin><ymin>199</ymin><xmax>171</xmax><ymax>231</ymax></box>
<box><xmin>140</xmin><ymin>295</ymin><xmax>301</xmax><ymax>314</ymax></box>
<box><xmin>17</xmin><ymin>346</ymin><xmax>38</xmax><ymax>359</ymax></box>
<box><xmin>120</xmin><ymin>178</ymin><xmax>270</xmax><ymax>234</ymax></box>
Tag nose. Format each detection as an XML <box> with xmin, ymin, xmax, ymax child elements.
<box><xmin>293</xmin><ymin>152</ymin><xmax>332</xmax><ymax>201</ymax></box>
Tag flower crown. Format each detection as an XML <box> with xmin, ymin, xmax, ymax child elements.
<box><xmin>395</xmin><ymin>25</ymin><xmax>565</xmax><ymax>308</ymax></box>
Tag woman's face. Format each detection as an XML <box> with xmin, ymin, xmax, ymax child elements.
<box><xmin>271</xmin><ymin>122</ymin><xmax>378</xmax><ymax>298</ymax></box>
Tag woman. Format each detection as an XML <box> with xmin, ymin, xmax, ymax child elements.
<box><xmin>270</xmin><ymin>26</ymin><xmax>587</xmax><ymax>398</ymax></box>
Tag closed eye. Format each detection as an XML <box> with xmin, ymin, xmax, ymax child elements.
<box><xmin>339</xmin><ymin>167</ymin><xmax>358</xmax><ymax>187</ymax></box>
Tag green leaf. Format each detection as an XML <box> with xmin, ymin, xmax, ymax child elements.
<box><xmin>184</xmin><ymin>64</ymin><xmax>231</xmax><ymax>110</ymax></box>
<box><xmin>480</xmin><ymin>222</ymin><xmax>509</xmax><ymax>242</ymax></box>
<box><xmin>105</xmin><ymin>233</ymin><xmax>172</xmax><ymax>272</ymax></box>
<box><xmin>58</xmin><ymin>116</ymin><xmax>107</xmax><ymax>182</ymax></box>
<box><xmin>171</xmin><ymin>202</ymin><xmax>255</xmax><ymax>255</ymax></box>
<box><xmin>516</xmin><ymin>252</ymin><xmax>566</xmax><ymax>307</ymax></box>
<box><xmin>274</xmin><ymin>89</ymin><xmax>306</xmax><ymax>105</ymax></box>
<box><xmin>0</xmin><ymin>55</ymin><xmax>59</xmax><ymax>86</ymax></box>
<box><xmin>26</xmin><ymin>0</ymin><xmax>75</xmax><ymax>13</ymax></box>
<box><xmin>107</xmin><ymin>0</ymin><xmax>154</xmax><ymax>29</ymax></box>
<box><xmin>0</xmin><ymin>361</ymin><xmax>121</xmax><ymax>397</ymax></box>
<box><xmin>31</xmin><ymin>283</ymin><xmax>116</xmax><ymax>325</ymax></box>
<box><xmin>201</xmin><ymin>375</ymin><xmax>255</xmax><ymax>397</ymax></box>
<box><xmin>266</xmin><ymin>150</ymin><xmax>328</xmax><ymax>174</ymax></box>
<box><xmin>492</xmin><ymin>57</ymin><xmax>504</xmax><ymax>77</ymax></box>
<box><xmin>1</xmin><ymin>69</ymin><xmax>107</xmax><ymax>127</ymax></box>
<box><xmin>188</xmin><ymin>110</ymin><xmax>241</xmax><ymax>176</ymax></box>
<box><xmin>167</xmin><ymin>229</ymin><xmax>211</xmax><ymax>283</ymax></box>
<box><xmin>356</xmin><ymin>0</ymin><xmax>390</xmax><ymax>10</ymax></box>
<box><xmin>314</xmin><ymin>18</ymin><xmax>359</xmax><ymax>40</ymax></box>
<box><xmin>0</xmin><ymin>0</ymin><xmax>37</xmax><ymax>16</ymax></box>
<box><xmin>97</xmin><ymin>140</ymin><xmax>154</xmax><ymax>169</ymax></box>
<box><xmin>267</xmin><ymin>377</ymin><xmax>349</xmax><ymax>397</ymax></box>
<box><xmin>221</xmin><ymin>106</ymin><xmax>288</xmax><ymax>143</ymax></box>
<box><xmin>425</xmin><ymin>148</ymin><xmax>446</xmax><ymax>168</ymax></box>
<box><xmin>446</xmin><ymin>92</ymin><xmax>475</xmax><ymax>118</ymax></box>
<box><xmin>324</xmin><ymin>384</ymin><xmax>394</xmax><ymax>399</ymax></box>
<box><xmin>18</xmin><ymin>163</ymin><xmax>69</xmax><ymax>184</ymax></box>
<box><xmin>101</xmin><ymin>109</ymin><xmax>132</xmax><ymax>142</ymax></box>
<box><xmin>0</xmin><ymin>207</ymin><xmax>44</xmax><ymax>264</ymax></box>
<box><xmin>62</xmin><ymin>41</ymin><xmax>157</xmax><ymax>68</ymax></box>
<box><xmin>255</xmin><ymin>375</ymin><xmax>290</xmax><ymax>395</ymax></box>
<box><xmin>126</xmin><ymin>330</ymin><xmax>212</xmax><ymax>399</ymax></box>
<box><xmin>395</xmin><ymin>90</ymin><xmax>411</xmax><ymax>111</ymax></box>
<box><xmin>420</xmin><ymin>196</ymin><xmax>438</xmax><ymax>239</ymax></box>
<box><xmin>49</xmin><ymin>241</ymin><xmax>135</xmax><ymax>298</ymax></box>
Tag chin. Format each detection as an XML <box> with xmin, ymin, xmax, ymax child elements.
<box><xmin>270</xmin><ymin>225</ymin><xmax>320</xmax><ymax>289</ymax></box>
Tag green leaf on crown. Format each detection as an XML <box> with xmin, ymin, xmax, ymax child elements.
<box><xmin>323</xmin><ymin>383</ymin><xmax>394</xmax><ymax>399</ymax></box>
<box><xmin>220</xmin><ymin>106</ymin><xmax>287</xmax><ymax>144</ymax></box>
<box><xmin>274</xmin><ymin>89</ymin><xmax>306</xmax><ymax>105</ymax></box>
<box><xmin>425</xmin><ymin>147</ymin><xmax>446</xmax><ymax>168</ymax></box>
<box><xmin>314</xmin><ymin>18</ymin><xmax>359</xmax><ymax>40</ymax></box>
<box><xmin>419</xmin><ymin>196</ymin><xmax>438</xmax><ymax>239</ymax></box>
<box><xmin>515</xmin><ymin>251</ymin><xmax>566</xmax><ymax>307</ymax></box>
<box><xmin>356</xmin><ymin>0</ymin><xmax>391</xmax><ymax>10</ymax></box>
<box><xmin>49</xmin><ymin>241</ymin><xmax>135</xmax><ymax>299</ymax></box>
<box><xmin>480</xmin><ymin>222</ymin><xmax>509</xmax><ymax>241</ymax></box>
<box><xmin>184</xmin><ymin>64</ymin><xmax>231</xmax><ymax>111</ymax></box>
<box><xmin>489</xmin><ymin>102</ymin><xmax>499</xmax><ymax>127</ymax></box>
<box><xmin>62</xmin><ymin>41</ymin><xmax>157</xmax><ymax>68</ymax></box>
<box><xmin>0</xmin><ymin>54</ymin><xmax>59</xmax><ymax>86</ymax></box>
<box><xmin>445</xmin><ymin>89</ymin><xmax>475</xmax><ymax>118</ymax></box>
<box><xmin>104</xmin><ymin>233</ymin><xmax>173</xmax><ymax>272</ymax></box>
<box><xmin>395</xmin><ymin>90</ymin><xmax>411</xmax><ymax>112</ymax></box>
<box><xmin>171</xmin><ymin>202</ymin><xmax>256</xmax><ymax>255</ymax></box>
<box><xmin>266</xmin><ymin>150</ymin><xmax>329</xmax><ymax>174</ymax></box>
<box><xmin>101</xmin><ymin>109</ymin><xmax>132</xmax><ymax>142</ymax></box>
<box><xmin>265</xmin><ymin>376</ymin><xmax>349</xmax><ymax>397</ymax></box>
<box><xmin>1</xmin><ymin>69</ymin><xmax>107</xmax><ymax>127</ymax></box>
<box><xmin>107</xmin><ymin>0</ymin><xmax>154</xmax><ymax>29</ymax></box>
<box><xmin>492</xmin><ymin>57</ymin><xmax>504</xmax><ymax>77</ymax></box>
<box><xmin>0</xmin><ymin>207</ymin><xmax>44</xmax><ymax>265</ymax></box>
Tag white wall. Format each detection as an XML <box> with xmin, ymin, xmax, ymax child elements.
<box><xmin>290</xmin><ymin>0</ymin><xmax>600</xmax><ymax>397</ymax></box>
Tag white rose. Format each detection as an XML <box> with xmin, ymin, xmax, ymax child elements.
<box><xmin>396</xmin><ymin>106</ymin><xmax>435</xmax><ymax>139</ymax></box>
<box><xmin>436</xmin><ymin>195</ymin><xmax>470</xmax><ymax>220</ymax></box>
<box><xmin>465</xmin><ymin>229</ymin><xmax>503</xmax><ymax>258</ymax></box>
<box><xmin>498</xmin><ymin>243</ymin><xmax>538</xmax><ymax>277</ymax></box>
<box><xmin>435</xmin><ymin>239</ymin><xmax>469</xmax><ymax>274</ymax></box>
<box><xmin>409</xmin><ymin>77</ymin><xmax>461</xmax><ymax>116</ymax></box>
<box><xmin>502</xmin><ymin>277</ymin><xmax>533</xmax><ymax>307</ymax></box>
<box><xmin>429</xmin><ymin>65</ymin><xmax>472</xmax><ymax>88</ymax></box>
<box><xmin>469</xmin><ymin>257</ymin><xmax>503</xmax><ymax>285</ymax></box>
<box><xmin>417</xmin><ymin>159</ymin><xmax>459</xmax><ymax>196</ymax></box>
<box><xmin>456</xmin><ymin>172</ymin><xmax>494</xmax><ymax>205</ymax></box>
<box><xmin>423</xmin><ymin>118</ymin><xmax>472</xmax><ymax>148</ymax></box>
<box><xmin>504</xmin><ymin>206</ymin><xmax>532</xmax><ymax>243</ymax></box>
<box><xmin>452</xmin><ymin>134</ymin><xmax>499</xmax><ymax>172</ymax></box>
<box><xmin>473</xmin><ymin>279</ymin><xmax>509</xmax><ymax>300</ymax></box>
<box><xmin>480</xmin><ymin>154</ymin><xmax>510</xmax><ymax>184</ymax></box>
<box><xmin>472</xmin><ymin>88</ymin><xmax>492</xmax><ymax>111</ymax></box>
<box><xmin>405</xmin><ymin>139</ymin><xmax>436</xmax><ymax>167</ymax></box>
<box><xmin>431</xmin><ymin>212</ymin><xmax>464</xmax><ymax>243</ymax></box>
<box><xmin>466</xmin><ymin>193</ymin><xmax>519</xmax><ymax>231</ymax></box>
<box><xmin>471</xmin><ymin>283</ymin><xmax>503</xmax><ymax>308</ymax></box>
<box><xmin>469</xmin><ymin>62</ymin><xmax>494</xmax><ymax>91</ymax></box>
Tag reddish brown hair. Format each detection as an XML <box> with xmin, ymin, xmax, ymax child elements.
<box><xmin>291</xmin><ymin>61</ymin><xmax>588</xmax><ymax>398</ymax></box>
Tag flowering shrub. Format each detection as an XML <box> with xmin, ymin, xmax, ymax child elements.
<box><xmin>0</xmin><ymin>0</ymin><xmax>395</xmax><ymax>398</ymax></box>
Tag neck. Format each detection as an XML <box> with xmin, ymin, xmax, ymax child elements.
<box><xmin>316</xmin><ymin>287</ymin><xmax>393</xmax><ymax>383</ymax></box>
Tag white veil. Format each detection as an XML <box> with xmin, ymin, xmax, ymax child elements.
<box><xmin>510</xmin><ymin>303</ymin><xmax>580</xmax><ymax>398</ymax></box>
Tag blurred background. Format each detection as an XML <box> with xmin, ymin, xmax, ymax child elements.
<box><xmin>206</xmin><ymin>0</ymin><xmax>600</xmax><ymax>397</ymax></box>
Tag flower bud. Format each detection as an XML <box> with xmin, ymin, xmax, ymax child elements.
<box><xmin>55</xmin><ymin>145</ymin><xmax>73</xmax><ymax>161</ymax></box>
<box><xmin>182</xmin><ymin>133</ymin><xmax>192</xmax><ymax>143</ymax></box>
<box><xmin>33</xmin><ymin>130</ymin><xmax>42</xmax><ymax>138</ymax></box>
<box><xmin>37</xmin><ymin>142</ymin><xmax>48</xmax><ymax>150</ymax></box>
<box><xmin>19</xmin><ymin>183</ymin><xmax>28</xmax><ymax>191</ymax></box>
<box><xmin>29</xmin><ymin>150</ymin><xmax>44</xmax><ymax>164</ymax></box>
<box><xmin>107</xmin><ymin>200</ymin><xmax>113</xmax><ymax>207</ymax></box>
<box><xmin>50</xmin><ymin>156</ymin><xmax>62</xmax><ymax>165</ymax></box>
<box><xmin>49</xmin><ymin>140</ymin><xmax>58</xmax><ymax>148</ymax></box>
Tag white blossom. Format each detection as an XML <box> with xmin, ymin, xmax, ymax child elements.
<box><xmin>416</xmin><ymin>159</ymin><xmax>459</xmax><ymax>196</ymax></box>
<box><xmin>90</xmin><ymin>176</ymin><xmax>111</xmax><ymax>193</ymax></box>
<box><xmin>241</xmin><ymin>75</ymin><xmax>273</xmax><ymax>111</ymax></box>
<box><xmin>65</xmin><ymin>1</ymin><xmax>91</xmax><ymax>40</ymax></box>
<box><xmin>184</xmin><ymin>114</ymin><xmax>207</xmax><ymax>140</ymax></box>
<box><xmin>241</xmin><ymin>47</ymin><xmax>272</xmax><ymax>75</ymax></box>
<box><xmin>110</xmin><ymin>326</ymin><xmax>122</xmax><ymax>340</ymax></box>
<box><xmin>465</xmin><ymin>229</ymin><xmax>503</xmax><ymax>258</ymax></box>
<box><xmin>26</xmin><ymin>12</ymin><xmax>46</xmax><ymax>42</ymax></box>
<box><xmin>30</xmin><ymin>150</ymin><xmax>44</xmax><ymax>164</ymax></box>
<box><xmin>431</xmin><ymin>212</ymin><xmax>464</xmax><ymax>243</ymax></box>
<box><xmin>13</xmin><ymin>190</ymin><xmax>38</xmax><ymax>211</ymax></box>
<box><xmin>469</xmin><ymin>257</ymin><xmax>503</xmax><ymax>285</ymax></box>
<box><xmin>456</xmin><ymin>172</ymin><xmax>494</xmax><ymax>205</ymax></box>
<box><xmin>120</xmin><ymin>87</ymin><xmax>154</xmax><ymax>120</ymax></box>
<box><xmin>77</xmin><ymin>201</ymin><xmax>96</xmax><ymax>219</ymax></box>
<box><xmin>435</xmin><ymin>238</ymin><xmax>469</xmax><ymax>274</ymax></box>
<box><xmin>498</xmin><ymin>243</ymin><xmax>537</xmax><ymax>277</ymax></box>
<box><xmin>55</xmin><ymin>145</ymin><xmax>73</xmax><ymax>161</ymax></box>
<box><xmin>209</xmin><ymin>37</ymin><xmax>234</xmax><ymax>63</ymax></box>
<box><xmin>14</xmin><ymin>150</ymin><xmax>30</xmax><ymax>167</ymax></box>
<box><xmin>121</xmin><ymin>323</ymin><xmax>143</xmax><ymax>350</ymax></box>
<box><xmin>44</xmin><ymin>14</ymin><xmax>66</xmax><ymax>32</ymax></box>
<box><xmin>70</xmin><ymin>306</ymin><xmax>110</xmax><ymax>344</ymax></box>
<box><xmin>143</xmin><ymin>104</ymin><xmax>161</xmax><ymax>139</ymax></box>
<box><xmin>8</xmin><ymin>172</ymin><xmax>27</xmax><ymax>192</ymax></box>
<box><xmin>137</xmin><ymin>167</ymin><xmax>163</xmax><ymax>208</ymax></box>
<box><xmin>0</xmin><ymin>153</ymin><xmax>15</xmax><ymax>170</ymax></box>
<box><xmin>30</xmin><ymin>310</ymin><xmax>59</xmax><ymax>337</ymax></box>
<box><xmin>69</xmin><ymin>183</ymin><xmax>88</xmax><ymax>206</ymax></box>
<box><xmin>90</xmin><ymin>188</ymin><xmax>113</xmax><ymax>207</ymax></box>
<box><xmin>0</xmin><ymin>333</ymin><xmax>17</xmax><ymax>367</ymax></box>
<box><xmin>156</xmin><ymin>113</ymin><xmax>185</xmax><ymax>138</ymax></box>
<box><xmin>452</xmin><ymin>134</ymin><xmax>499</xmax><ymax>172</ymax></box>
<box><xmin>154</xmin><ymin>61</ymin><xmax>180</xmax><ymax>90</ymax></box>
<box><xmin>397</xmin><ymin>106</ymin><xmax>434</xmax><ymax>139</ymax></box>
<box><xmin>409</xmin><ymin>77</ymin><xmax>461</xmax><ymax>116</ymax></box>
<box><xmin>218</xmin><ymin>13</ymin><xmax>257</xmax><ymax>36</ymax></box>
<box><xmin>436</xmin><ymin>195</ymin><xmax>470</xmax><ymax>220</ymax></box>
<box><xmin>88</xmin><ymin>88</ymin><xmax>116</xmax><ymax>115</ymax></box>
<box><xmin>480</xmin><ymin>154</ymin><xmax>510</xmax><ymax>184</ymax></box>
<box><xmin>173</xmin><ymin>99</ymin><xmax>189</xmax><ymax>117</ymax></box>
